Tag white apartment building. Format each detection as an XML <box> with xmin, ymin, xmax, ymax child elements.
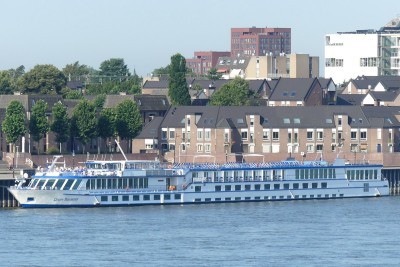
<box><xmin>325</xmin><ymin>17</ymin><xmax>400</xmax><ymax>85</ymax></box>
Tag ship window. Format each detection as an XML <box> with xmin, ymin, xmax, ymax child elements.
<box><xmin>63</xmin><ymin>179</ymin><xmax>74</xmax><ymax>190</ymax></box>
<box><xmin>122</xmin><ymin>196</ymin><xmax>129</xmax><ymax>201</ymax></box>
<box><xmin>225</xmin><ymin>185</ymin><xmax>231</xmax><ymax>191</ymax></box>
<box><xmin>255</xmin><ymin>196</ymin><xmax>261</xmax><ymax>200</ymax></box>
<box><xmin>164</xmin><ymin>194</ymin><xmax>171</xmax><ymax>200</ymax></box>
<box><xmin>245</xmin><ymin>197</ymin><xmax>251</xmax><ymax>200</ymax></box>
<box><xmin>54</xmin><ymin>179</ymin><xmax>66</xmax><ymax>190</ymax></box>
<box><xmin>264</xmin><ymin>184</ymin><xmax>270</xmax><ymax>190</ymax></box>
<box><xmin>46</xmin><ymin>179</ymin><xmax>55</xmax><ymax>189</ymax></box>
<box><xmin>143</xmin><ymin>195</ymin><xmax>150</xmax><ymax>200</ymax></box>
<box><xmin>195</xmin><ymin>198</ymin><xmax>201</xmax><ymax>202</ymax></box>
<box><xmin>154</xmin><ymin>195</ymin><xmax>161</xmax><ymax>200</ymax></box>
<box><xmin>245</xmin><ymin>185</ymin><xmax>251</xmax><ymax>190</ymax></box>
<box><xmin>215</xmin><ymin>185</ymin><xmax>221</xmax><ymax>191</ymax></box>
<box><xmin>302</xmin><ymin>183</ymin><xmax>308</xmax><ymax>189</ymax></box>
<box><xmin>235</xmin><ymin>197</ymin><xmax>241</xmax><ymax>200</ymax></box>
<box><xmin>293</xmin><ymin>183</ymin><xmax>299</xmax><ymax>189</ymax></box>
<box><xmin>225</xmin><ymin>197</ymin><xmax>231</xmax><ymax>201</ymax></box>
<box><xmin>112</xmin><ymin>196</ymin><xmax>118</xmax><ymax>201</ymax></box>
<box><xmin>37</xmin><ymin>179</ymin><xmax>46</xmax><ymax>189</ymax></box>
<box><xmin>132</xmin><ymin>195</ymin><xmax>140</xmax><ymax>201</ymax></box>
<box><xmin>205</xmin><ymin>198</ymin><xmax>212</xmax><ymax>202</ymax></box>
<box><xmin>321</xmin><ymin>182</ymin><xmax>327</xmax><ymax>188</ymax></box>
<box><xmin>235</xmin><ymin>185</ymin><xmax>241</xmax><ymax>191</ymax></box>
<box><xmin>195</xmin><ymin>186</ymin><xmax>202</xmax><ymax>192</ymax></box>
<box><xmin>72</xmin><ymin>179</ymin><xmax>82</xmax><ymax>190</ymax></box>
<box><xmin>27</xmin><ymin>197</ymin><xmax>35</xmax><ymax>202</ymax></box>
<box><xmin>101</xmin><ymin>196</ymin><xmax>108</xmax><ymax>201</ymax></box>
<box><xmin>312</xmin><ymin>183</ymin><xmax>318</xmax><ymax>189</ymax></box>
<box><xmin>255</xmin><ymin>184</ymin><xmax>261</xmax><ymax>190</ymax></box>
<box><xmin>215</xmin><ymin>198</ymin><xmax>222</xmax><ymax>201</ymax></box>
<box><xmin>284</xmin><ymin>183</ymin><xmax>289</xmax><ymax>189</ymax></box>
<box><xmin>174</xmin><ymin>194</ymin><xmax>181</xmax><ymax>200</ymax></box>
<box><xmin>274</xmin><ymin>184</ymin><xmax>280</xmax><ymax>190</ymax></box>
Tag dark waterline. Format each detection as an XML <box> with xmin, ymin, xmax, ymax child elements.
<box><xmin>1</xmin><ymin>197</ymin><xmax>400</xmax><ymax>267</ymax></box>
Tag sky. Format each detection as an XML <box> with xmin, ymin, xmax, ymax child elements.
<box><xmin>1</xmin><ymin>0</ymin><xmax>398</xmax><ymax>77</ymax></box>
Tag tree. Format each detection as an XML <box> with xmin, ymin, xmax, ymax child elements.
<box><xmin>62</xmin><ymin>61</ymin><xmax>90</xmax><ymax>81</ymax></box>
<box><xmin>98</xmin><ymin>107</ymin><xmax>116</xmax><ymax>152</ymax></box>
<box><xmin>2</xmin><ymin>101</ymin><xmax>26</xmax><ymax>152</ymax></box>
<box><xmin>0</xmin><ymin>71</ymin><xmax>13</xmax><ymax>94</ymax></box>
<box><xmin>29</xmin><ymin>100</ymin><xmax>50</xmax><ymax>154</ymax></box>
<box><xmin>72</xmin><ymin>99</ymin><xmax>97</xmax><ymax>153</ymax></box>
<box><xmin>168</xmin><ymin>53</ymin><xmax>191</xmax><ymax>106</ymax></box>
<box><xmin>152</xmin><ymin>65</ymin><xmax>170</xmax><ymax>76</ymax></box>
<box><xmin>207</xmin><ymin>68</ymin><xmax>222</xmax><ymax>81</ymax></box>
<box><xmin>99</xmin><ymin>58</ymin><xmax>130</xmax><ymax>79</ymax></box>
<box><xmin>209</xmin><ymin>77</ymin><xmax>253</xmax><ymax>106</ymax></box>
<box><xmin>115</xmin><ymin>99</ymin><xmax>142</xmax><ymax>152</ymax></box>
<box><xmin>18</xmin><ymin>64</ymin><xmax>66</xmax><ymax>94</ymax></box>
<box><xmin>51</xmin><ymin>102</ymin><xmax>70</xmax><ymax>153</ymax></box>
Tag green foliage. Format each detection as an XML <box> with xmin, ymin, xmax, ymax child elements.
<box><xmin>191</xmin><ymin>83</ymin><xmax>203</xmax><ymax>91</ymax></box>
<box><xmin>29</xmin><ymin>100</ymin><xmax>50</xmax><ymax>154</ymax></box>
<box><xmin>85</xmin><ymin>78</ymin><xmax>142</xmax><ymax>95</ymax></box>
<box><xmin>72</xmin><ymin>99</ymin><xmax>98</xmax><ymax>146</ymax></box>
<box><xmin>115</xmin><ymin>99</ymin><xmax>142</xmax><ymax>140</ymax></box>
<box><xmin>99</xmin><ymin>58</ymin><xmax>130</xmax><ymax>78</ymax></box>
<box><xmin>93</xmin><ymin>94</ymin><xmax>106</xmax><ymax>108</ymax></box>
<box><xmin>168</xmin><ymin>53</ymin><xmax>191</xmax><ymax>106</ymax></box>
<box><xmin>51</xmin><ymin>102</ymin><xmax>70</xmax><ymax>145</ymax></box>
<box><xmin>209</xmin><ymin>77</ymin><xmax>252</xmax><ymax>106</ymax></box>
<box><xmin>153</xmin><ymin>65</ymin><xmax>170</xmax><ymax>76</ymax></box>
<box><xmin>47</xmin><ymin>146</ymin><xmax>60</xmax><ymax>155</ymax></box>
<box><xmin>207</xmin><ymin>68</ymin><xmax>222</xmax><ymax>81</ymax></box>
<box><xmin>0</xmin><ymin>71</ymin><xmax>14</xmax><ymax>94</ymax></box>
<box><xmin>62</xmin><ymin>61</ymin><xmax>90</xmax><ymax>80</ymax></box>
<box><xmin>18</xmin><ymin>64</ymin><xmax>66</xmax><ymax>94</ymax></box>
<box><xmin>2</xmin><ymin>101</ymin><xmax>26</xmax><ymax>144</ymax></box>
<box><xmin>98</xmin><ymin>108</ymin><xmax>116</xmax><ymax>140</ymax></box>
<box><xmin>61</xmin><ymin>87</ymin><xmax>83</xmax><ymax>99</ymax></box>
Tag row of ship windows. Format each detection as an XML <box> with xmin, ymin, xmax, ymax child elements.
<box><xmin>205</xmin><ymin>182</ymin><xmax>328</xmax><ymax>192</ymax></box>
<box><xmin>99</xmin><ymin>193</ymin><xmax>345</xmax><ymax>203</ymax></box>
<box><xmin>101</xmin><ymin>194</ymin><xmax>181</xmax><ymax>202</ymax></box>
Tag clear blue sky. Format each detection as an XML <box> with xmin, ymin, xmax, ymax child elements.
<box><xmin>1</xmin><ymin>0</ymin><xmax>397</xmax><ymax>76</ymax></box>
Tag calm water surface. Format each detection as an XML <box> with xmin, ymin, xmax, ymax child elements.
<box><xmin>1</xmin><ymin>197</ymin><xmax>400</xmax><ymax>267</ymax></box>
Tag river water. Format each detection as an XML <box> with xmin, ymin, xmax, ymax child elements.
<box><xmin>1</xmin><ymin>196</ymin><xmax>400</xmax><ymax>267</ymax></box>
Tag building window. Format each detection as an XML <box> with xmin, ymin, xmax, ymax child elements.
<box><xmin>197</xmin><ymin>129</ymin><xmax>203</xmax><ymax>141</ymax></box>
<box><xmin>205</xmin><ymin>129</ymin><xmax>211</xmax><ymax>141</ymax></box>
<box><xmin>241</xmin><ymin>130</ymin><xmax>248</xmax><ymax>140</ymax></box>
<box><xmin>360</xmin><ymin>130</ymin><xmax>367</xmax><ymax>140</ymax></box>
<box><xmin>316</xmin><ymin>144</ymin><xmax>323</xmax><ymax>152</ymax></box>
<box><xmin>317</xmin><ymin>130</ymin><xmax>323</xmax><ymax>141</ymax></box>
<box><xmin>263</xmin><ymin>130</ymin><xmax>270</xmax><ymax>140</ymax></box>
<box><xmin>197</xmin><ymin>144</ymin><xmax>203</xmax><ymax>152</ymax></box>
<box><xmin>272</xmin><ymin>130</ymin><xmax>279</xmax><ymax>141</ymax></box>
<box><xmin>307</xmin><ymin>130</ymin><xmax>313</xmax><ymax>141</ymax></box>
<box><xmin>169</xmin><ymin>130</ymin><xmax>175</xmax><ymax>140</ymax></box>
<box><xmin>161</xmin><ymin>130</ymin><xmax>167</xmax><ymax>140</ymax></box>
<box><xmin>204</xmin><ymin>144</ymin><xmax>211</xmax><ymax>153</ymax></box>
<box><xmin>351</xmin><ymin>131</ymin><xmax>357</xmax><ymax>140</ymax></box>
<box><xmin>307</xmin><ymin>144</ymin><xmax>314</xmax><ymax>153</ymax></box>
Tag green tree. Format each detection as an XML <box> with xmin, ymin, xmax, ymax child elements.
<box><xmin>115</xmin><ymin>99</ymin><xmax>142</xmax><ymax>152</ymax></box>
<box><xmin>51</xmin><ymin>102</ymin><xmax>70</xmax><ymax>153</ymax></box>
<box><xmin>93</xmin><ymin>94</ymin><xmax>106</xmax><ymax>108</ymax></box>
<box><xmin>8</xmin><ymin>65</ymin><xmax>25</xmax><ymax>92</ymax></box>
<box><xmin>98</xmin><ymin>107</ymin><xmax>116</xmax><ymax>152</ymax></box>
<box><xmin>72</xmin><ymin>99</ymin><xmax>98</xmax><ymax>153</ymax></box>
<box><xmin>60</xmin><ymin>88</ymin><xmax>83</xmax><ymax>99</ymax></box>
<box><xmin>152</xmin><ymin>65</ymin><xmax>170</xmax><ymax>76</ymax></box>
<box><xmin>29</xmin><ymin>100</ymin><xmax>50</xmax><ymax>154</ymax></box>
<box><xmin>18</xmin><ymin>64</ymin><xmax>66</xmax><ymax>94</ymax></box>
<box><xmin>2</xmin><ymin>101</ymin><xmax>26</xmax><ymax>152</ymax></box>
<box><xmin>207</xmin><ymin>68</ymin><xmax>222</xmax><ymax>81</ymax></box>
<box><xmin>62</xmin><ymin>61</ymin><xmax>90</xmax><ymax>81</ymax></box>
<box><xmin>209</xmin><ymin>77</ymin><xmax>253</xmax><ymax>106</ymax></box>
<box><xmin>168</xmin><ymin>53</ymin><xmax>191</xmax><ymax>105</ymax></box>
<box><xmin>99</xmin><ymin>58</ymin><xmax>130</xmax><ymax>79</ymax></box>
<box><xmin>0</xmin><ymin>71</ymin><xmax>13</xmax><ymax>94</ymax></box>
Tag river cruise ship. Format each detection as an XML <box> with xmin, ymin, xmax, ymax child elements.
<box><xmin>8</xmin><ymin>155</ymin><xmax>389</xmax><ymax>208</ymax></box>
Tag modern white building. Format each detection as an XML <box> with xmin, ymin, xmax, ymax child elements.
<box><xmin>325</xmin><ymin>17</ymin><xmax>400</xmax><ymax>85</ymax></box>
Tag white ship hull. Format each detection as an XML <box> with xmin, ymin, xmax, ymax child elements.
<box><xmin>9</xmin><ymin>179</ymin><xmax>389</xmax><ymax>208</ymax></box>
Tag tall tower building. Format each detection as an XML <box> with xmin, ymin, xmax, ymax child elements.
<box><xmin>231</xmin><ymin>27</ymin><xmax>291</xmax><ymax>57</ymax></box>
